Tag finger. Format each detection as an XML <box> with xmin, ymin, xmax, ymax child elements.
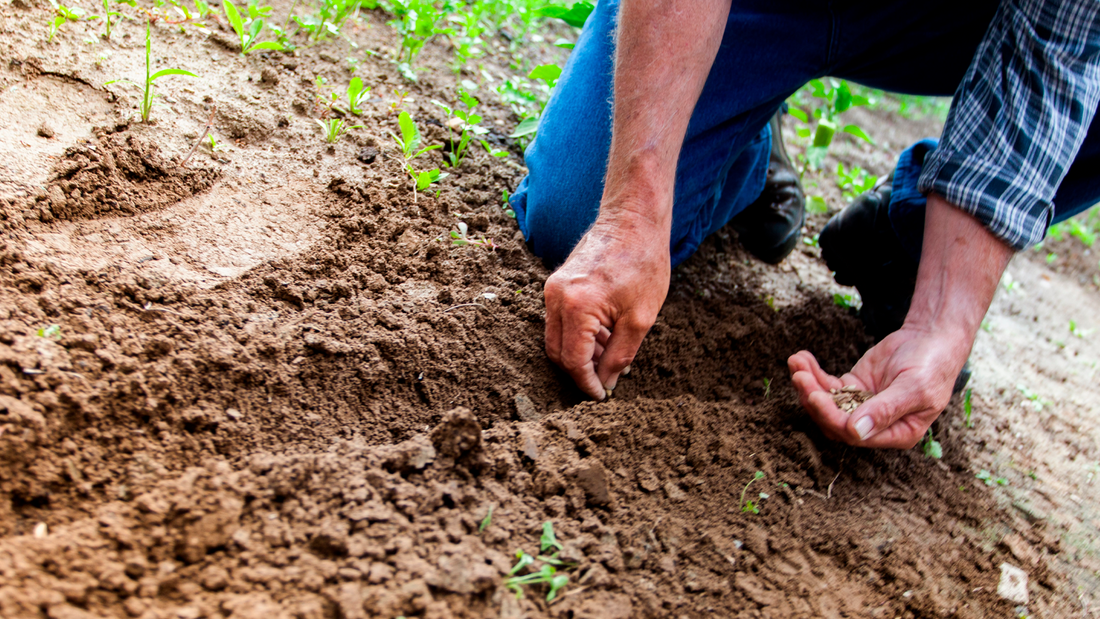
<box><xmin>848</xmin><ymin>375</ymin><xmax>944</xmax><ymax>448</ymax></box>
<box><xmin>596</xmin><ymin>326</ymin><xmax>611</xmax><ymax>347</ymax></box>
<box><xmin>559</xmin><ymin>310</ymin><xmax>607</xmax><ymax>400</ymax></box>
<box><xmin>788</xmin><ymin>351</ymin><xmax>844</xmax><ymax>392</ymax></box>
<box><xmin>792</xmin><ymin>373</ymin><xmax>849</xmax><ymax>442</ymax></box>
<box><xmin>593</xmin><ymin>340</ymin><xmax>605</xmax><ymax>363</ymax></box>
<box><xmin>596</xmin><ymin>312</ymin><xmax>650</xmax><ymax>391</ymax></box>
<box><xmin>544</xmin><ymin>284</ymin><xmax>564</xmax><ymax>366</ymax></box>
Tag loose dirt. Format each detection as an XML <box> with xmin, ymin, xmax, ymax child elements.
<box><xmin>0</xmin><ymin>2</ymin><xmax>1098</xmax><ymax>618</ymax></box>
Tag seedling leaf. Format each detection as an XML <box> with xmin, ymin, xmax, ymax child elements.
<box><xmin>398</xmin><ymin>111</ymin><xmax>421</xmax><ymax>154</ymax></box>
<box><xmin>540</xmin><ymin>521</ymin><xmax>563</xmax><ymax>553</ymax></box>
<box><xmin>842</xmin><ymin>124</ymin><xmax>874</xmax><ymax>144</ymax></box>
<box><xmin>510</xmin><ymin>116</ymin><xmax>539</xmax><ymax>138</ymax></box>
<box><xmin>150</xmin><ymin>68</ymin><xmax>198</xmax><ymax>81</ymax></box>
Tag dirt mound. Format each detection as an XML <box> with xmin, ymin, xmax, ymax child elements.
<box><xmin>39</xmin><ymin>130</ymin><xmax>220</xmax><ymax>221</ymax></box>
<box><xmin>0</xmin><ymin>400</ymin><xmax>1027</xmax><ymax>619</ymax></box>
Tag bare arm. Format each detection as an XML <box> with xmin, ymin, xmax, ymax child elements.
<box><xmin>545</xmin><ymin>0</ymin><xmax>732</xmax><ymax>399</ymax></box>
<box><xmin>790</xmin><ymin>194</ymin><xmax>1015</xmax><ymax>448</ymax></box>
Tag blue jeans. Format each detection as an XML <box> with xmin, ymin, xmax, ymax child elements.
<box><xmin>511</xmin><ymin>0</ymin><xmax>1100</xmax><ymax>268</ymax></box>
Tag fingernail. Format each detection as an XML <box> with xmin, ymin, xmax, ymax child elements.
<box><xmin>603</xmin><ymin>374</ymin><xmax>619</xmax><ymax>393</ymax></box>
<box><xmin>621</xmin><ymin>365</ymin><xmax>631</xmax><ymax>377</ymax></box>
<box><xmin>854</xmin><ymin>416</ymin><xmax>874</xmax><ymax>440</ymax></box>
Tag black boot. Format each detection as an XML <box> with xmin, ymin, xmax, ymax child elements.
<box><xmin>731</xmin><ymin>112</ymin><xmax>805</xmax><ymax>264</ymax></box>
<box><xmin>819</xmin><ymin>175</ymin><xmax>972</xmax><ymax>394</ymax></box>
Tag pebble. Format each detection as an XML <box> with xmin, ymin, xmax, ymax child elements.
<box><xmin>997</xmin><ymin>562</ymin><xmax>1029</xmax><ymax>604</ymax></box>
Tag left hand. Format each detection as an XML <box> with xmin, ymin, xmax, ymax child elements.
<box><xmin>788</xmin><ymin>323</ymin><xmax>969</xmax><ymax>448</ymax></box>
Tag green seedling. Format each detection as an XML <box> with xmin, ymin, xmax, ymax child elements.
<box><xmin>1070</xmin><ymin>320</ymin><xmax>1092</xmax><ymax>339</ymax></box>
<box><xmin>451</xmin><ymin>221</ymin><xmax>497</xmax><ymax>250</ymax></box>
<box><xmin>528</xmin><ymin>64</ymin><xmax>562</xmax><ymax>89</ymax></box>
<box><xmin>806</xmin><ymin>195</ymin><xmax>829</xmax><ymax>214</ymax></box>
<box><xmin>976</xmin><ymin>469</ymin><xmax>1007</xmax><ymax>487</ymax></box>
<box><xmin>836</xmin><ymin>163</ymin><xmax>877</xmax><ymax>202</ymax></box>
<box><xmin>207</xmin><ymin>133</ymin><xmax>222</xmax><ymax>152</ymax></box>
<box><xmin>763</xmin><ymin>377</ymin><xmax>772</xmax><ymax>399</ymax></box>
<box><xmin>1045</xmin><ymin>252</ymin><xmax>1058</xmax><ymax>264</ymax></box>
<box><xmin>432</xmin><ymin>89</ymin><xmax>488</xmax><ymax>168</ymax></box>
<box><xmin>505</xmin><ymin>560</ymin><xmax>569</xmax><ymax>602</ymax></box>
<box><xmin>509</xmin><ymin>115</ymin><xmax>539</xmax><ymax>139</ymax></box>
<box><xmin>37</xmin><ymin>324</ymin><xmax>62</xmax><ymax>339</ymax></box>
<box><xmin>478</xmin><ymin>504</ymin><xmax>493</xmax><ymax>533</ymax></box>
<box><xmin>48</xmin><ymin>0</ymin><xmax>88</xmax><ymax>42</ymax></box>
<box><xmin>447</xmin><ymin>5</ymin><xmax>486</xmax><ymax>75</ymax></box>
<box><xmin>223</xmin><ymin>0</ymin><xmax>282</xmax><ymax>54</ymax></box>
<box><xmin>388</xmin><ymin>89</ymin><xmax>412</xmax><ymax>114</ymax></box>
<box><xmin>540</xmin><ymin>521</ymin><xmax>563</xmax><ymax>553</ymax></box>
<box><xmin>389</xmin><ymin>111</ymin><xmax>447</xmax><ymax>202</ymax></box>
<box><xmin>802</xmin><ymin>233</ymin><xmax>820</xmax><ymax>247</ymax></box>
<box><xmin>100</xmin><ymin>0</ymin><xmax>134</xmax><ymax>40</ymax></box>
<box><xmin>1068</xmin><ymin>217</ymin><xmax>1097</xmax><ymax>247</ymax></box>
<box><xmin>294</xmin><ymin>0</ymin><xmax>367</xmax><ymax>41</ymax></box>
<box><xmin>788</xmin><ymin>78</ymin><xmax>873</xmax><ymax>169</ymax></box>
<box><xmin>740</xmin><ymin>471</ymin><xmax>765</xmax><ymax>514</ymax></box>
<box><xmin>963</xmin><ymin>388</ymin><xmax>973</xmax><ymax>428</ymax></box>
<box><xmin>389</xmin><ymin>0</ymin><xmax>452</xmax><ymax>78</ymax></box>
<box><xmin>106</xmin><ymin>22</ymin><xmax>197</xmax><ymax>123</ymax></box>
<box><xmin>501</xmin><ymin>189</ymin><xmax>515</xmax><ymax>218</ymax></box>
<box><xmin>315</xmin><ymin>117</ymin><xmax>362</xmax><ymax>143</ymax></box>
<box><xmin>1016</xmin><ymin>385</ymin><xmax>1051</xmax><ymax>411</ymax></box>
<box><xmin>1000</xmin><ymin>272</ymin><xmax>1019</xmax><ymax>294</ymax></box>
<box><xmin>833</xmin><ymin>292</ymin><xmax>859</xmax><ymax>309</ymax></box>
<box><xmin>921</xmin><ymin>429</ymin><xmax>942</xmax><ymax>459</ymax></box>
<box><xmin>981</xmin><ymin>319</ymin><xmax>993</xmax><ymax>333</ymax></box>
<box><xmin>346</xmin><ymin>77</ymin><xmax>370</xmax><ymax>115</ymax></box>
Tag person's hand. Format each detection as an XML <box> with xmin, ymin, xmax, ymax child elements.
<box><xmin>544</xmin><ymin>212</ymin><xmax>670</xmax><ymax>400</ymax></box>
<box><xmin>788</xmin><ymin>323</ymin><xmax>970</xmax><ymax>448</ymax></box>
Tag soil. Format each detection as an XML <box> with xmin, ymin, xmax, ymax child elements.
<box><xmin>1</xmin><ymin>2</ymin><xmax>1099</xmax><ymax>618</ymax></box>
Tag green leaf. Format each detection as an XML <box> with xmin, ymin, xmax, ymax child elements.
<box><xmin>787</xmin><ymin>108</ymin><xmax>808</xmax><ymax>123</ymax></box>
<box><xmin>809</xmin><ymin>78</ymin><xmax>827</xmax><ymax>99</ymax></box>
<box><xmin>842</xmin><ymin>124</ymin><xmax>874</xmax><ymax>144</ymax></box>
<box><xmin>553</xmin><ymin>38</ymin><xmax>575</xmax><ymax>50</ymax></box>
<box><xmin>835</xmin><ymin>81</ymin><xmax>852</xmax><ymax>113</ymax></box>
<box><xmin>509</xmin><ymin>116</ymin><xmax>539</xmax><ymax>138</ymax></box>
<box><xmin>540</xmin><ymin>521</ymin><xmax>563</xmax><ymax>553</ymax></box>
<box><xmin>149</xmin><ymin>68</ymin><xmax>198</xmax><ymax>81</ymax></box>
<box><xmin>398</xmin><ymin>111</ymin><xmax>421</xmax><ymax>155</ymax></box>
<box><xmin>546</xmin><ymin>574</ymin><xmax>569</xmax><ymax>601</ymax></box>
<box><xmin>807</xmin><ymin>195</ymin><xmax>828</xmax><ymax>214</ymax></box>
<box><xmin>537</xmin><ymin>1</ymin><xmax>593</xmax><ymax>28</ymax></box>
<box><xmin>247</xmin><ymin>41</ymin><xmax>282</xmax><ymax>52</ymax></box>
<box><xmin>416</xmin><ymin>170</ymin><xmax>433</xmax><ymax>190</ymax></box>
<box><xmin>248</xmin><ymin>17</ymin><xmax>263</xmax><ymax>42</ymax></box>
<box><xmin>528</xmin><ymin>64</ymin><xmax>561</xmax><ymax>88</ymax></box>
<box><xmin>222</xmin><ymin>0</ymin><xmax>244</xmax><ymax>36</ymax></box>
<box><xmin>478</xmin><ymin>505</ymin><xmax>493</xmax><ymax>532</ymax></box>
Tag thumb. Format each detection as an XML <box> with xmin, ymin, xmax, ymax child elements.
<box><xmin>847</xmin><ymin>376</ymin><xmax>935</xmax><ymax>448</ymax></box>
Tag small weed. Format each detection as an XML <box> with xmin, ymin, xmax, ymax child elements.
<box><xmin>1001</xmin><ymin>272</ymin><xmax>1020</xmax><ymax>294</ymax></box>
<box><xmin>389</xmin><ymin>0</ymin><xmax>452</xmax><ymax>78</ymax></box>
<box><xmin>478</xmin><ymin>504</ymin><xmax>493</xmax><ymax>533</ymax></box>
<box><xmin>223</xmin><ymin>0</ymin><xmax>282</xmax><ymax>54</ymax></box>
<box><xmin>921</xmin><ymin>429</ymin><xmax>942</xmax><ymax>459</ymax></box>
<box><xmin>802</xmin><ymin>233</ymin><xmax>820</xmax><ymax>247</ymax></box>
<box><xmin>504</xmin><ymin>522</ymin><xmax>573</xmax><ymax>602</ymax></box>
<box><xmin>806</xmin><ymin>195</ymin><xmax>829</xmax><ymax>214</ymax></box>
<box><xmin>833</xmin><ymin>292</ymin><xmax>859</xmax><ymax>309</ymax></box>
<box><xmin>981</xmin><ymin>319</ymin><xmax>993</xmax><ymax>333</ymax></box>
<box><xmin>1070</xmin><ymin>320</ymin><xmax>1092</xmax><ymax>339</ymax></box>
<box><xmin>106</xmin><ymin>22</ymin><xmax>197</xmax><ymax>123</ymax></box>
<box><xmin>389</xmin><ymin>110</ymin><xmax>446</xmax><ymax>202</ymax></box>
<box><xmin>740</xmin><ymin>471</ymin><xmax>765</xmax><ymax>514</ymax></box>
<box><xmin>295</xmin><ymin>0</ymin><xmax>368</xmax><ymax>41</ymax></box>
<box><xmin>48</xmin><ymin>0</ymin><xmax>88</xmax><ymax>43</ymax></box>
<box><xmin>835</xmin><ymin>163</ymin><xmax>877</xmax><ymax>202</ymax></box>
<box><xmin>451</xmin><ymin>222</ymin><xmax>496</xmax><ymax>250</ymax></box>
<box><xmin>101</xmin><ymin>0</ymin><xmax>134</xmax><ymax>40</ymax></box>
<box><xmin>432</xmin><ymin>88</ymin><xmax>489</xmax><ymax>168</ymax></box>
<box><xmin>501</xmin><ymin>189</ymin><xmax>515</xmax><ymax>218</ymax></box>
<box><xmin>346</xmin><ymin>77</ymin><xmax>370</xmax><ymax>115</ymax></box>
<box><xmin>963</xmin><ymin>388</ymin><xmax>973</xmax><ymax>428</ymax></box>
<box><xmin>1045</xmin><ymin>252</ymin><xmax>1058</xmax><ymax>264</ymax></box>
<box><xmin>976</xmin><ymin>469</ymin><xmax>1007</xmax><ymax>487</ymax></box>
<box><xmin>37</xmin><ymin>324</ymin><xmax>62</xmax><ymax>339</ymax></box>
<box><xmin>207</xmin><ymin>133</ymin><xmax>222</xmax><ymax>152</ymax></box>
<box><xmin>1016</xmin><ymin>385</ymin><xmax>1051</xmax><ymax>411</ymax></box>
<box><xmin>315</xmin><ymin>117</ymin><xmax>361</xmax><ymax>143</ymax></box>
<box><xmin>763</xmin><ymin>377</ymin><xmax>772</xmax><ymax>399</ymax></box>
<box><xmin>388</xmin><ymin>89</ymin><xmax>412</xmax><ymax>114</ymax></box>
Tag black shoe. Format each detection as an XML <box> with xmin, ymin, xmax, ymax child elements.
<box><xmin>819</xmin><ymin>175</ymin><xmax>972</xmax><ymax>395</ymax></box>
<box><xmin>731</xmin><ymin>112</ymin><xmax>805</xmax><ymax>264</ymax></box>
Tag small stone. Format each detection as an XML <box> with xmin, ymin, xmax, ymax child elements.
<box><xmin>37</xmin><ymin>123</ymin><xmax>55</xmax><ymax>138</ymax></box>
<box><xmin>997</xmin><ymin>562</ymin><xmax>1029</xmax><ymax>605</ymax></box>
<box><xmin>514</xmin><ymin>393</ymin><xmax>540</xmax><ymax>421</ymax></box>
<box><xmin>260</xmin><ymin>67</ymin><xmax>280</xmax><ymax>85</ymax></box>
<box><xmin>357</xmin><ymin>146</ymin><xmax>379</xmax><ymax>165</ymax></box>
<box><xmin>663</xmin><ymin>481</ymin><xmax>687</xmax><ymax>503</ymax></box>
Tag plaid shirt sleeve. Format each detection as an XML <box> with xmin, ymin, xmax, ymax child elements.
<box><xmin>917</xmin><ymin>0</ymin><xmax>1100</xmax><ymax>250</ymax></box>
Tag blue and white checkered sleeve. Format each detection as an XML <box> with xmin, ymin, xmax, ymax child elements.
<box><xmin>917</xmin><ymin>0</ymin><xmax>1100</xmax><ymax>250</ymax></box>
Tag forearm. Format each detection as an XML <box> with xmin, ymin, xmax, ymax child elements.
<box><xmin>600</xmin><ymin>0</ymin><xmax>731</xmax><ymax>230</ymax></box>
<box><xmin>905</xmin><ymin>194</ymin><xmax>1015</xmax><ymax>349</ymax></box>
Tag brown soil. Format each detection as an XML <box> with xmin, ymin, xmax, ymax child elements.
<box><xmin>0</xmin><ymin>2</ymin><xmax>1097</xmax><ymax>618</ymax></box>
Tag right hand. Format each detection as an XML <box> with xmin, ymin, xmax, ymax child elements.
<box><xmin>544</xmin><ymin>212</ymin><xmax>671</xmax><ymax>400</ymax></box>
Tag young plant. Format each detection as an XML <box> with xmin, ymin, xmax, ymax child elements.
<box><xmin>503</xmin><ymin>522</ymin><xmax>573</xmax><ymax>602</ymax></box>
<box><xmin>451</xmin><ymin>221</ymin><xmax>497</xmax><ymax>250</ymax></box>
<box><xmin>389</xmin><ymin>110</ymin><xmax>447</xmax><ymax>201</ymax></box>
<box><xmin>976</xmin><ymin>469</ymin><xmax>1007</xmax><ymax>487</ymax></box>
<box><xmin>740</xmin><ymin>470</ymin><xmax>765</xmax><ymax>514</ymax></box>
<box><xmin>836</xmin><ymin>163</ymin><xmax>877</xmax><ymax>202</ymax></box>
<box><xmin>346</xmin><ymin>77</ymin><xmax>370</xmax><ymax>115</ymax></box>
<box><xmin>388</xmin><ymin>0</ymin><xmax>452</xmax><ymax>79</ymax></box>
<box><xmin>478</xmin><ymin>505</ymin><xmax>493</xmax><ymax>533</ymax></box>
<box><xmin>501</xmin><ymin>189</ymin><xmax>515</xmax><ymax>218</ymax></box>
<box><xmin>37</xmin><ymin>324</ymin><xmax>62</xmax><ymax>339</ymax></box>
<box><xmin>47</xmin><ymin>0</ymin><xmax>88</xmax><ymax>42</ymax></box>
<box><xmin>101</xmin><ymin>0</ymin><xmax>133</xmax><ymax>40</ymax></box>
<box><xmin>537</xmin><ymin>1</ymin><xmax>593</xmax><ymax>28</ymax></box>
<box><xmin>295</xmin><ymin>0</ymin><xmax>367</xmax><ymax>41</ymax></box>
<box><xmin>432</xmin><ymin>89</ymin><xmax>491</xmax><ymax>168</ymax></box>
<box><xmin>833</xmin><ymin>292</ymin><xmax>859</xmax><ymax>309</ymax></box>
<box><xmin>788</xmin><ymin>79</ymin><xmax>874</xmax><ymax>169</ymax></box>
<box><xmin>106</xmin><ymin>22</ymin><xmax>198</xmax><ymax>123</ymax></box>
<box><xmin>963</xmin><ymin>388</ymin><xmax>973</xmax><ymax>428</ymax></box>
<box><xmin>223</xmin><ymin>0</ymin><xmax>282</xmax><ymax>54</ymax></box>
<box><xmin>921</xmin><ymin>429</ymin><xmax>942</xmax><ymax>459</ymax></box>
<box><xmin>315</xmin><ymin>117</ymin><xmax>361</xmax><ymax>143</ymax></box>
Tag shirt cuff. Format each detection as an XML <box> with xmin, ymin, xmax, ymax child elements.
<box><xmin>917</xmin><ymin>148</ymin><xmax>1053</xmax><ymax>251</ymax></box>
